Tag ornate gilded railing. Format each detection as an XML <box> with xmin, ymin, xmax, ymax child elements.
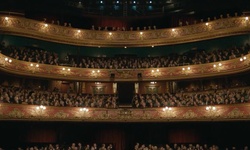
<box><xmin>0</xmin><ymin>53</ymin><xmax>249</xmax><ymax>81</ymax></box>
<box><xmin>0</xmin><ymin>15</ymin><xmax>249</xmax><ymax>47</ymax></box>
<box><xmin>1</xmin><ymin>103</ymin><xmax>250</xmax><ymax>122</ymax></box>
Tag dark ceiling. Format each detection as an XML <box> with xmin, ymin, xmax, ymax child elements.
<box><xmin>0</xmin><ymin>0</ymin><xmax>250</xmax><ymax>29</ymax></box>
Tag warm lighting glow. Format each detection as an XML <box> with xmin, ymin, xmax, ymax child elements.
<box><xmin>67</xmin><ymin>68</ymin><xmax>70</xmax><ymax>71</ymax></box>
<box><xmin>152</xmin><ymin>45</ymin><xmax>154</xmax><ymax>48</ymax></box>
<box><xmin>246</xmin><ymin>17</ymin><xmax>249</xmax><ymax>20</ymax></box>
<box><xmin>213</xmin><ymin>64</ymin><xmax>217</xmax><ymax>68</ymax></box>
<box><xmin>5</xmin><ymin>17</ymin><xmax>9</xmax><ymax>21</ymax></box>
<box><xmin>44</xmin><ymin>24</ymin><xmax>48</xmax><ymax>27</ymax></box>
<box><xmin>182</xmin><ymin>68</ymin><xmax>185</xmax><ymax>71</ymax></box>
<box><xmin>150</xmin><ymin>81</ymin><xmax>157</xmax><ymax>84</ymax></box>
<box><xmin>62</xmin><ymin>68</ymin><xmax>65</xmax><ymax>70</ymax></box>
<box><xmin>151</xmin><ymin>70</ymin><xmax>154</xmax><ymax>73</ymax></box>
<box><xmin>156</xmin><ymin>69</ymin><xmax>159</xmax><ymax>72</ymax></box>
<box><xmin>124</xmin><ymin>46</ymin><xmax>127</xmax><ymax>48</ymax></box>
<box><xmin>97</xmin><ymin>70</ymin><xmax>100</xmax><ymax>73</ymax></box>
<box><xmin>36</xmin><ymin>105</ymin><xmax>46</xmax><ymax>110</ymax></box>
<box><xmin>205</xmin><ymin>22</ymin><xmax>209</xmax><ymax>26</ymax></box>
<box><xmin>4</xmin><ymin>57</ymin><xmax>13</xmax><ymax>63</ymax></box>
<box><xmin>206</xmin><ymin>106</ymin><xmax>216</xmax><ymax>111</ymax></box>
<box><xmin>30</xmin><ymin>63</ymin><xmax>34</xmax><ymax>67</ymax></box>
<box><xmin>92</xmin><ymin>70</ymin><xmax>95</xmax><ymax>73</ymax></box>
<box><xmin>36</xmin><ymin>64</ymin><xmax>39</xmax><ymax>67</ymax></box>
<box><xmin>78</xmin><ymin>30</ymin><xmax>81</xmax><ymax>33</ymax></box>
<box><xmin>109</xmin><ymin>32</ymin><xmax>112</xmax><ymax>35</ymax></box>
<box><xmin>80</xmin><ymin>108</ymin><xmax>89</xmax><ymax>112</ymax></box>
<box><xmin>172</xmin><ymin>29</ymin><xmax>175</xmax><ymax>31</ymax></box>
<box><xmin>240</xmin><ymin>56</ymin><xmax>247</xmax><ymax>61</ymax></box>
<box><xmin>218</xmin><ymin>63</ymin><xmax>222</xmax><ymax>67</ymax></box>
<box><xmin>187</xmin><ymin>67</ymin><xmax>190</xmax><ymax>70</ymax></box>
<box><xmin>140</xmin><ymin>32</ymin><xmax>143</xmax><ymax>35</ymax></box>
<box><xmin>163</xmin><ymin>106</ymin><xmax>172</xmax><ymax>111</ymax></box>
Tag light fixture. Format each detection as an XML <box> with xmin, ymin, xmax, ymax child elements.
<box><xmin>163</xmin><ymin>106</ymin><xmax>172</xmax><ymax>111</ymax></box>
<box><xmin>240</xmin><ymin>56</ymin><xmax>247</xmax><ymax>61</ymax></box>
<box><xmin>206</xmin><ymin>106</ymin><xmax>216</xmax><ymax>111</ymax></box>
<box><xmin>80</xmin><ymin>107</ymin><xmax>89</xmax><ymax>112</ymax></box>
<box><xmin>36</xmin><ymin>105</ymin><xmax>46</xmax><ymax>110</ymax></box>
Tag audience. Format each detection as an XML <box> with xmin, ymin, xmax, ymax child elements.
<box><xmin>0</xmin><ymin>85</ymin><xmax>118</xmax><ymax>109</ymax></box>
<box><xmin>1</xmin><ymin>43</ymin><xmax>250</xmax><ymax>69</ymax></box>
<box><xmin>0</xmin><ymin>142</ymin><xmax>248</xmax><ymax>150</ymax></box>
<box><xmin>1</xmin><ymin>84</ymin><xmax>250</xmax><ymax>109</ymax></box>
<box><xmin>132</xmin><ymin>87</ymin><xmax>250</xmax><ymax>108</ymax></box>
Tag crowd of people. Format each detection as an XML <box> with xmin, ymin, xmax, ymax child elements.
<box><xmin>132</xmin><ymin>87</ymin><xmax>250</xmax><ymax>108</ymax></box>
<box><xmin>66</xmin><ymin>44</ymin><xmax>250</xmax><ymax>69</ymax></box>
<box><xmin>1</xmin><ymin>142</ymin><xmax>248</xmax><ymax>150</ymax></box>
<box><xmin>0</xmin><ymin>142</ymin><xmax>113</xmax><ymax>150</ymax></box>
<box><xmin>134</xmin><ymin>143</ymin><xmax>248</xmax><ymax>150</ymax></box>
<box><xmin>1</xmin><ymin>84</ymin><xmax>250</xmax><ymax>108</ymax></box>
<box><xmin>0</xmin><ymin>85</ymin><xmax>118</xmax><ymax>108</ymax></box>
<box><xmin>1</xmin><ymin>42</ymin><xmax>250</xmax><ymax>69</ymax></box>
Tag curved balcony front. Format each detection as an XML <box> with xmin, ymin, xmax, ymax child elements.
<box><xmin>0</xmin><ymin>103</ymin><xmax>250</xmax><ymax>122</ymax></box>
<box><xmin>0</xmin><ymin>53</ymin><xmax>249</xmax><ymax>81</ymax></box>
<box><xmin>0</xmin><ymin>15</ymin><xmax>249</xmax><ymax>47</ymax></box>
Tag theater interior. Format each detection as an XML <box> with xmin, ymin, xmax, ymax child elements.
<box><xmin>0</xmin><ymin>0</ymin><xmax>250</xmax><ymax>150</ymax></box>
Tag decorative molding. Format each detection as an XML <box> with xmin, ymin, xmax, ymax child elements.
<box><xmin>1</xmin><ymin>103</ymin><xmax>250</xmax><ymax>122</ymax></box>
<box><xmin>0</xmin><ymin>53</ymin><xmax>250</xmax><ymax>81</ymax></box>
<box><xmin>0</xmin><ymin>15</ymin><xmax>249</xmax><ymax>47</ymax></box>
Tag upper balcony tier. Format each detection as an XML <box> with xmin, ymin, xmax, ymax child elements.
<box><xmin>0</xmin><ymin>15</ymin><xmax>249</xmax><ymax>47</ymax></box>
<box><xmin>0</xmin><ymin>52</ymin><xmax>250</xmax><ymax>81</ymax></box>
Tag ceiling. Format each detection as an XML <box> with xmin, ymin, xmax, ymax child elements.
<box><xmin>0</xmin><ymin>0</ymin><xmax>250</xmax><ymax>29</ymax></box>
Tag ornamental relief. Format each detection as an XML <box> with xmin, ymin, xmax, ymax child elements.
<box><xmin>0</xmin><ymin>15</ymin><xmax>249</xmax><ymax>47</ymax></box>
<box><xmin>1</xmin><ymin>103</ymin><xmax>250</xmax><ymax>122</ymax></box>
<box><xmin>0</xmin><ymin>52</ymin><xmax>250</xmax><ymax>81</ymax></box>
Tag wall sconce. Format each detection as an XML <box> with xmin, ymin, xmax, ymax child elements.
<box><xmin>139</xmin><ymin>32</ymin><xmax>143</xmax><ymax>39</ymax></box>
<box><xmin>3</xmin><ymin>17</ymin><xmax>11</xmax><ymax>26</ymax></box>
<box><xmin>151</xmin><ymin>69</ymin><xmax>160</xmax><ymax>77</ymax></box>
<box><xmin>206</xmin><ymin>106</ymin><xmax>216</xmax><ymax>111</ymax></box>
<box><xmin>240</xmin><ymin>55</ymin><xmax>249</xmax><ymax>65</ymax></box>
<box><xmin>40</xmin><ymin>23</ymin><xmax>49</xmax><ymax>32</ymax></box>
<box><xmin>244</xmin><ymin>16</ymin><xmax>249</xmax><ymax>26</ymax></box>
<box><xmin>79</xmin><ymin>107</ymin><xmax>89</xmax><ymax>118</ymax></box>
<box><xmin>91</xmin><ymin>70</ymin><xmax>100</xmax><ymax>78</ymax></box>
<box><xmin>29</xmin><ymin>63</ymin><xmax>39</xmax><ymax>73</ymax></box>
<box><xmin>162</xmin><ymin>106</ymin><xmax>174</xmax><ymax>118</ymax></box>
<box><xmin>108</xmin><ymin>32</ymin><xmax>113</xmax><ymax>39</ymax></box>
<box><xmin>2</xmin><ymin>57</ymin><xmax>12</xmax><ymax>66</ymax></box>
<box><xmin>80</xmin><ymin>107</ymin><xmax>89</xmax><ymax>112</ymax></box>
<box><xmin>150</xmin><ymin>81</ymin><xmax>157</xmax><ymax>84</ymax></box>
<box><xmin>163</xmin><ymin>106</ymin><xmax>172</xmax><ymax>111</ymax></box>
<box><xmin>213</xmin><ymin>63</ymin><xmax>223</xmax><ymax>72</ymax></box>
<box><xmin>182</xmin><ymin>67</ymin><xmax>191</xmax><ymax>75</ymax></box>
<box><xmin>205</xmin><ymin>106</ymin><xmax>217</xmax><ymax>118</ymax></box>
<box><xmin>74</xmin><ymin>29</ymin><xmax>82</xmax><ymax>38</ymax></box>
<box><xmin>34</xmin><ymin>105</ymin><xmax>47</xmax><ymax>118</ymax></box>
<box><xmin>171</xmin><ymin>28</ymin><xmax>178</xmax><ymax>37</ymax></box>
<box><xmin>61</xmin><ymin>67</ymin><xmax>71</xmax><ymax>76</ymax></box>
